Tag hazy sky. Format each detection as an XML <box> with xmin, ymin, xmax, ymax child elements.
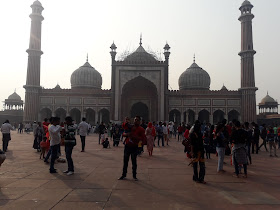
<box><xmin>0</xmin><ymin>0</ymin><xmax>279</xmax><ymax>111</ymax></box>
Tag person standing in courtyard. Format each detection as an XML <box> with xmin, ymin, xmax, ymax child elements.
<box><xmin>119</xmin><ymin>116</ymin><xmax>146</xmax><ymax>181</ymax></box>
<box><xmin>215</xmin><ymin>124</ymin><xmax>226</xmax><ymax>173</ymax></box>
<box><xmin>1</xmin><ymin>120</ymin><xmax>13</xmax><ymax>152</ymax></box>
<box><xmin>145</xmin><ymin>122</ymin><xmax>156</xmax><ymax>156</ymax></box>
<box><xmin>63</xmin><ymin>116</ymin><xmax>76</xmax><ymax>175</ymax></box>
<box><xmin>231</xmin><ymin>121</ymin><xmax>248</xmax><ymax>178</ymax></box>
<box><xmin>267</xmin><ymin>127</ymin><xmax>277</xmax><ymax>157</ymax></box>
<box><xmin>78</xmin><ymin>118</ymin><xmax>89</xmax><ymax>152</ymax></box>
<box><xmin>98</xmin><ymin>122</ymin><xmax>106</xmax><ymax>144</ymax></box>
<box><xmin>157</xmin><ymin>121</ymin><xmax>164</xmax><ymax>147</ymax></box>
<box><xmin>48</xmin><ymin>117</ymin><xmax>62</xmax><ymax>173</ymax></box>
<box><xmin>190</xmin><ymin>120</ymin><xmax>206</xmax><ymax>184</ymax></box>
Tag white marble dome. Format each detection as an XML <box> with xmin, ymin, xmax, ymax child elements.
<box><xmin>179</xmin><ymin>62</ymin><xmax>211</xmax><ymax>90</ymax></box>
<box><xmin>70</xmin><ymin>61</ymin><xmax>102</xmax><ymax>89</ymax></box>
<box><xmin>8</xmin><ymin>92</ymin><xmax>21</xmax><ymax>101</ymax></box>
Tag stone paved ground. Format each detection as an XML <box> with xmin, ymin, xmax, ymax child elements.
<box><xmin>0</xmin><ymin>131</ymin><xmax>280</xmax><ymax>210</ymax></box>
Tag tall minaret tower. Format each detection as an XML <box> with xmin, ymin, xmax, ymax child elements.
<box><xmin>23</xmin><ymin>1</ymin><xmax>44</xmax><ymax>122</ymax></box>
<box><xmin>238</xmin><ymin>0</ymin><xmax>257</xmax><ymax>123</ymax></box>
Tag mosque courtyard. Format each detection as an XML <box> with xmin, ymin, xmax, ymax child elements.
<box><xmin>0</xmin><ymin>132</ymin><xmax>280</xmax><ymax>210</ymax></box>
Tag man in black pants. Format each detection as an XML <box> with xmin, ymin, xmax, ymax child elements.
<box><xmin>98</xmin><ymin>122</ymin><xmax>106</xmax><ymax>144</ymax></box>
<box><xmin>118</xmin><ymin>116</ymin><xmax>146</xmax><ymax>181</ymax></box>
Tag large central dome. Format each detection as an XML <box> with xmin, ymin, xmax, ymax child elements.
<box><xmin>124</xmin><ymin>44</ymin><xmax>157</xmax><ymax>62</ymax></box>
<box><xmin>179</xmin><ymin>61</ymin><xmax>211</xmax><ymax>90</ymax></box>
<box><xmin>71</xmin><ymin>61</ymin><xmax>102</xmax><ymax>89</ymax></box>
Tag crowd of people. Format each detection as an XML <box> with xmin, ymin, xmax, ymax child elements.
<box><xmin>1</xmin><ymin>116</ymin><xmax>280</xmax><ymax>182</ymax></box>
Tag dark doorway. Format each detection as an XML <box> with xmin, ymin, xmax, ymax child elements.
<box><xmin>198</xmin><ymin>109</ymin><xmax>210</xmax><ymax>123</ymax></box>
<box><xmin>130</xmin><ymin>102</ymin><xmax>149</xmax><ymax>121</ymax></box>
<box><xmin>169</xmin><ymin>109</ymin><xmax>181</xmax><ymax>123</ymax></box>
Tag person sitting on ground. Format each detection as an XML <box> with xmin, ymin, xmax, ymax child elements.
<box><xmin>102</xmin><ymin>138</ymin><xmax>110</xmax><ymax>148</ymax></box>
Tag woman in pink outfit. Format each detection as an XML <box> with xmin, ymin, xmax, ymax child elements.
<box><xmin>145</xmin><ymin>122</ymin><xmax>156</xmax><ymax>156</ymax></box>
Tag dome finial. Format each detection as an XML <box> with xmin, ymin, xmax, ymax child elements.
<box><xmin>193</xmin><ymin>54</ymin><xmax>196</xmax><ymax>63</ymax></box>
<box><xmin>14</xmin><ymin>88</ymin><xmax>16</xmax><ymax>93</ymax></box>
<box><xmin>86</xmin><ymin>53</ymin><xmax>88</xmax><ymax>62</ymax></box>
<box><xmin>139</xmin><ymin>33</ymin><xmax>142</xmax><ymax>46</ymax></box>
<box><xmin>267</xmin><ymin>91</ymin><xmax>268</xmax><ymax>95</ymax></box>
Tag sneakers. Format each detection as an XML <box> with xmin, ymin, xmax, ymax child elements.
<box><xmin>118</xmin><ymin>175</ymin><xmax>126</xmax><ymax>180</ymax></box>
<box><xmin>67</xmin><ymin>171</ymin><xmax>74</xmax><ymax>176</ymax></box>
<box><xmin>133</xmin><ymin>176</ymin><xmax>138</xmax><ymax>181</ymax></box>
<box><xmin>63</xmin><ymin>170</ymin><xmax>69</xmax><ymax>173</ymax></box>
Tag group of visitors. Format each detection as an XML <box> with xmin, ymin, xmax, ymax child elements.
<box><xmin>2</xmin><ymin>115</ymin><xmax>280</xmax><ymax>184</ymax></box>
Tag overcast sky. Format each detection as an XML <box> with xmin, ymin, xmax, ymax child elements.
<box><xmin>0</xmin><ymin>0</ymin><xmax>279</xmax><ymax>111</ymax></box>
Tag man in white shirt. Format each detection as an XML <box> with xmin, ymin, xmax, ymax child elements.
<box><xmin>48</xmin><ymin>117</ymin><xmax>62</xmax><ymax>173</ymax></box>
<box><xmin>78</xmin><ymin>118</ymin><xmax>89</xmax><ymax>152</ymax></box>
<box><xmin>1</xmin><ymin>120</ymin><xmax>13</xmax><ymax>152</ymax></box>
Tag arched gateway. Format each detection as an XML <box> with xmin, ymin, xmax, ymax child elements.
<box><xmin>121</xmin><ymin>76</ymin><xmax>158</xmax><ymax>122</ymax></box>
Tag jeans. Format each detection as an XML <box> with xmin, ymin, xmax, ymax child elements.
<box><xmin>204</xmin><ymin>145</ymin><xmax>210</xmax><ymax>159</ymax></box>
<box><xmin>247</xmin><ymin>144</ymin><xmax>252</xmax><ymax>164</ymax></box>
<box><xmin>269</xmin><ymin>141</ymin><xmax>277</xmax><ymax>156</ymax></box>
<box><xmin>2</xmin><ymin>133</ymin><xmax>10</xmax><ymax>152</ymax></box>
<box><xmin>216</xmin><ymin>147</ymin><xmax>225</xmax><ymax>171</ymax></box>
<box><xmin>234</xmin><ymin>157</ymin><xmax>247</xmax><ymax>175</ymax></box>
<box><xmin>80</xmin><ymin>135</ymin><xmax>86</xmax><ymax>151</ymax></box>
<box><xmin>45</xmin><ymin>148</ymin><xmax>51</xmax><ymax>161</ymax></box>
<box><xmin>193</xmin><ymin>161</ymin><xmax>205</xmax><ymax>182</ymax></box>
<box><xmin>252</xmin><ymin>141</ymin><xmax>259</xmax><ymax>154</ymax></box>
<box><xmin>158</xmin><ymin>135</ymin><xmax>164</xmax><ymax>146</ymax></box>
<box><xmin>122</xmin><ymin>146</ymin><xmax>137</xmax><ymax>177</ymax></box>
<box><xmin>65</xmin><ymin>145</ymin><xmax>74</xmax><ymax>172</ymax></box>
<box><xmin>50</xmin><ymin>144</ymin><xmax>59</xmax><ymax>171</ymax></box>
<box><xmin>98</xmin><ymin>133</ymin><xmax>103</xmax><ymax>144</ymax></box>
<box><xmin>178</xmin><ymin>132</ymin><xmax>182</xmax><ymax>141</ymax></box>
<box><xmin>259</xmin><ymin>138</ymin><xmax>268</xmax><ymax>151</ymax></box>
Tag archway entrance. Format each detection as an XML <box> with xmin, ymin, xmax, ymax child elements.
<box><xmin>228</xmin><ymin>110</ymin><xmax>240</xmax><ymax>122</ymax></box>
<box><xmin>198</xmin><ymin>109</ymin><xmax>210</xmax><ymax>123</ymax></box>
<box><xmin>169</xmin><ymin>109</ymin><xmax>181</xmax><ymax>123</ymax></box>
<box><xmin>130</xmin><ymin>102</ymin><xmax>149</xmax><ymax>121</ymax></box>
<box><xmin>99</xmin><ymin>109</ymin><xmax>110</xmax><ymax>124</ymax></box>
<box><xmin>121</xmin><ymin>76</ymin><xmax>158</xmax><ymax>122</ymax></box>
<box><xmin>213</xmin><ymin>110</ymin><xmax>225</xmax><ymax>124</ymax></box>
<box><xmin>86</xmin><ymin>108</ymin><xmax>95</xmax><ymax>125</ymax></box>
<box><xmin>70</xmin><ymin>108</ymin><xmax>81</xmax><ymax>124</ymax></box>
<box><xmin>40</xmin><ymin>108</ymin><xmax>52</xmax><ymax>121</ymax></box>
<box><xmin>55</xmin><ymin>108</ymin><xmax>67</xmax><ymax>121</ymax></box>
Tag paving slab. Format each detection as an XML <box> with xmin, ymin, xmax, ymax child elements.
<box><xmin>0</xmin><ymin>131</ymin><xmax>280</xmax><ymax>209</ymax></box>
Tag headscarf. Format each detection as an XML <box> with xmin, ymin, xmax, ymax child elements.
<box><xmin>148</xmin><ymin>122</ymin><xmax>153</xmax><ymax>128</ymax></box>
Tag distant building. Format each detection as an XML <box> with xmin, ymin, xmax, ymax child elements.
<box><xmin>0</xmin><ymin>92</ymin><xmax>23</xmax><ymax>126</ymax></box>
<box><xmin>23</xmin><ymin>0</ymin><xmax>257</xmax><ymax>125</ymax></box>
<box><xmin>257</xmin><ymin>93</ymin><xmax>280</xmax><ymax>125</ymax></box>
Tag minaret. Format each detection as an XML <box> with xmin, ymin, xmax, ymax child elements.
<box><xmin>110</xmin><ymin>42</ymin><xmax>117</xmax><ymax>120</ymax></box>
<box><xmin>238</xmin><ymin>0</ymin><xmax>257</xmax><ymax>123</ymax></box>
<box><xmin>23</xmin><ymin>1</ymin><xmax>44</xmax><ymax>122</ymax></box>
<box><xmin>163</xmin><ymin>43</ymin><xmax>170</xmax><ymax>121</ymax></box>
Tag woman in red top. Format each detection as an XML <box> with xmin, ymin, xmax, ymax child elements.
<box><xmin>178</xmin><ymin>123</ymin><xmax>183</xmax><ymax>141</ymax></box>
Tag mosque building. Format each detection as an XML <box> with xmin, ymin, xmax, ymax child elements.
<box><xmin>22</xmin><ymin>0</ymin><xmax>258</xmax><ymax>125</ymax></box>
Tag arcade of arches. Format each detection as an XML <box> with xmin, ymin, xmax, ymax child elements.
<box><xmin>39</xmin><ymin>108</ymin><xmax>110</xmax><ymax>124</ymax></box>
<box><xmin>169</xmin><ymin>109</ymin><xmax>240</xmax><ymax>124</ymax></box>
<box><xmin>121</xmin><ymin>76</ymin><xmax>158</xmax><ymax>122</ymax></box>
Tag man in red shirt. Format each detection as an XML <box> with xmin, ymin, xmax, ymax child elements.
<box><xmin>119</xmin><ymin>116</ymin><xmax>146</xmax><ymax>181</ymax></box>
